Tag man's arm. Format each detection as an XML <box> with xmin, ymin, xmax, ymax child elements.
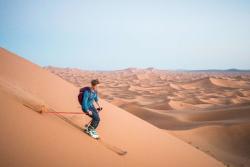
<box><xmin>82</xmin><ymin>91</ymin><xmax>92</xmax><ymax>115</ymax></box>
<box><xmin>96</xmin><ymin>101</ymin><xmax>100</xmax><ymax>108</ymax></box>
<box><xmin>94</xmin><ymin>93</ymin><xmax>101</xmax><ymax>109</ymax></box>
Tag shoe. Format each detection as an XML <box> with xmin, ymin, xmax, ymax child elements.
<box><xmin>84</xmin><ymin>127</ymin><xmax>89</xmax><ymax>134</ymax></box>
<box><xmin>84</xmin><ymin>124</ymin><xmax>89</xmax><ymax>130</ymax></box>
<box><xmin>83</xmin><ymin>124</ymin><xmax>91</xmax><ymax>134</ymax></box>
<box><xmin>89</xmin><ymin>129</ymin><xmax>99</xmax><ymax>139</ymax></box>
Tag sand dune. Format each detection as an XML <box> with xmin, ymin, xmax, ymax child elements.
<box><xmin>109</xmin><ymin>98</ymin><xmax>128</xmax><ymax>107</ymax></box>
<box><xmin>231</xmin><ymin>95</ymin><xmax>250</xmax><ymax>104</ymax></box>
<box><xmin>171</xmin><ymin>123</ymin><xmax>250</xmax><ymax>167</ymax></box>
<box><xmin>180</xmin><ymin>77</ymin><xmax>219</xmax><ymax>90</ymax></box>
<box><xmin>210</xmin><ymin>77</ymin><xmax>250</xmax><ymax>89</ymax></box>
<box><xmin>121</xmin><ymin>101</ymin><xmax>250</xmax><ymax>167</ymax></box>
<box><xmin>0</xmin><ymin>48</ymin><xmax>226</xmax><ymax>166</ymax></box>
<box><xmin>169</xmin><ymin>83</ymin><xmax>183</xmax><ymax>90</ymax></box>
<box><xmin>169</xmin><ymin>100</ymin><xmax>200</xmax><ymax>110</ymax></box>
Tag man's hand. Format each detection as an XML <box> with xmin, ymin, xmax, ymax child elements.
<box><xmin>87</xmin><ymin>110</ymin><xmax>92</xmax><ymax>115</ymax></box>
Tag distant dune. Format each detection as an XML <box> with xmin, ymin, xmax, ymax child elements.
<box><xmin>210</xmin><ymin>77</ymin><xmax>250</xmax><ymax>89</ymax></box>
<box><xmin>180</xmin><ymin>77</ymin><xmax>219</xmax><ymax>89</ymax></box>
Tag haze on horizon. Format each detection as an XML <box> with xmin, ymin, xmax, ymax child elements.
<box><xmin>0</xmin><ymin>0</ymin><xmax>250</xmax><ymax>70</ymax></box>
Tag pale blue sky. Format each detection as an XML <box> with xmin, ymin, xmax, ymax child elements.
<box><xmin>1</xmin><ymin>0</ymin><xmax>250</xmax><ymax>70</ymax></box>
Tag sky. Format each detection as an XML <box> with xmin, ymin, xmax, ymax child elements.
<box><xmin>0</xmin><ymin>0</ymin><xmax>250</xmax><ymax>70</ymax></box>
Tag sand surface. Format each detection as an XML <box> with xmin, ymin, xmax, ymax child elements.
<box><xmin>0</xmin><ymin>48</ymin><xmax>226</xmax><ymax>166</ymax></box>
<box><xmin>45</xmin><ymin>66</ymin><xmax>250</xmax><ymax>167</ymax></box>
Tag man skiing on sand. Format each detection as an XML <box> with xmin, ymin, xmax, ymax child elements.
<box><xmin>81</xmin><ymin>79</ymin><xmax>102</xmax><ymax>139</ymax></box>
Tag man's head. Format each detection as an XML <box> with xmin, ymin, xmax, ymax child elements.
<box><xmin>91</xmin><ymin>79</ymin><xmax>100</xmax><ymax>91</ymax></box>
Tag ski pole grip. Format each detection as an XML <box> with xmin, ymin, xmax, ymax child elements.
<box><xmin>97</xmin><ymin>107</ymin><xmax>103</xmax><ymax>111</ymax></box>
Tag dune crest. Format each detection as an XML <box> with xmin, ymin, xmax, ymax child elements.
<box><xmin>210</xmin><ymin>77</ymin><xmax>250</xmax><ymax>89</ymax></box>
<box><xmin>169</xmin><ymin>100</ymin><xmax>199</xmax><ymax>110</ymax></box>
<box><xmin>180</xmin><ymin>77</ymin><xmax>218</xmax><ymax>89</ymax></box>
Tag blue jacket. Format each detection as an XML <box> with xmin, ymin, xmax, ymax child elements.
<box><xmin>82</xmin><ymin>89</ymin><xmax>98</xmax><ymax>112</ymax></box>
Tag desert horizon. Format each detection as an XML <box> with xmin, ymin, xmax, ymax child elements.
<box><xmin>45</xmin><ymin>65</ymin><xmax>250</xmax><ymax>73</ymax></box>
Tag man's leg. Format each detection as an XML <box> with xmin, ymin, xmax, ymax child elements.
<box><xmin>89</xmin><ymin>107</ymin><xmax>100</xmax><ymax>129</ymax></box>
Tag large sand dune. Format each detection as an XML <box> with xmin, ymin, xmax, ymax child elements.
<box><xmin>0</xmin><ymin>48</ymin><xmax>226</xmax><ymax>166</ymax></box>
<box><xmin>171</xmin><ymin>123</ymin><xmax>250</xmax><ymax>167</ymax></box>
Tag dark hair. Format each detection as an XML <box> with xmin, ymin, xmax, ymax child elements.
<box><xmin>91</xmin><ymin>79</ymin><xmax>100</xmax><ymax>86</ymax></box>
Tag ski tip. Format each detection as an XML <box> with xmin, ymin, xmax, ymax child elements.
<box><xmin>118</xmin><ymin>151</ymin><xmax>127</xmax><ymax>156</ymax></box>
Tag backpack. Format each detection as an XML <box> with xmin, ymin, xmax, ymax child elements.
<box><xmin>78</xmin><ymin>87</ymin><xmax>91</xmax><ymax>105</ymax></box>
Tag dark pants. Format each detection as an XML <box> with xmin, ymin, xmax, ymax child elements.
<box><xmin>84</xmin><ymin>106</ymin><xmax>100</xmax><ymax>129</ymax></box>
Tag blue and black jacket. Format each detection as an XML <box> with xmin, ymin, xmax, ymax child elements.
<box><xmin>82</xmin><ymin>89</ymin><xmax>98</xmax><ymax>112</ymax></box>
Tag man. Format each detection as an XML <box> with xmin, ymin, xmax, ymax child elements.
<box><xmin>82</xmin><ymin>79</ymin><xmax>102</xmax><ymax>139</ymax></box>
